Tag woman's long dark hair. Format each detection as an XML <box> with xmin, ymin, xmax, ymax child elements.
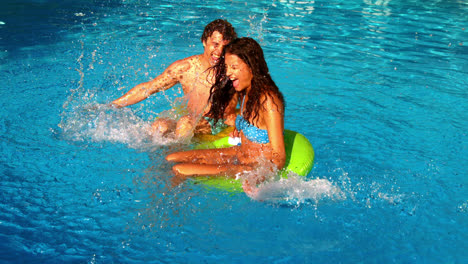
<box><xmin>207</xmin><ymin>37</ymin><xmax>285</xmax><ymax>125</ymax></box>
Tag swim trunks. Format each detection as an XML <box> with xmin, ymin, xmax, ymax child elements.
<box><xmin>204</xmin><ymin>116</ymin><xmax>229</xmax><ymax>135</ymax></box>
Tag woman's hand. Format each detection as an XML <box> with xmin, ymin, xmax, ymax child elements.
<box><xmin>230</xmin><ymin>128</ymin><xmax>240</xmax><ymax>138</ymax></box>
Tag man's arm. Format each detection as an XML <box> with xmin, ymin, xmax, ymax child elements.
<box><xmin>111</xmin><ymin>59</ymin><xmax>189</xmax><ymax>108</ymax></box>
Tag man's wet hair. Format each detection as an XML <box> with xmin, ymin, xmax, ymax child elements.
<box><xmin>201</xmin><ymin>19</ymin><xmax>237</xmax><ymax>43</ymax></box>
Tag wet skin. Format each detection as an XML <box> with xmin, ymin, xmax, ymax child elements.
<box><xmin>112</xmin><ymin>31</ymin><xmax>232</xmax><ymax>138</ymax></box>
<box><xmin>166</xmin><ymin>53</ymin><xmax>286</xmax><ymax>193</ymax></box>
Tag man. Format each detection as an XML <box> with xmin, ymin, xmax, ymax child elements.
<box><xmin>112</xmin><ymin>19</ymin><xmax>237</xmax><ymax>138</ymax></box>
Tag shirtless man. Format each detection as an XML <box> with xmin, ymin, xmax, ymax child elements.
<box><xmin>111</xmin><ymin>19</ymin><xmax>237</xmax><ymax>138</ymax></box>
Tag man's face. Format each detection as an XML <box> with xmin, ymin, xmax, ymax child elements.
<box><xmin>203</xmin><ymin>31</ymin><xmax>229</xmax><ymax>66</ymax></box>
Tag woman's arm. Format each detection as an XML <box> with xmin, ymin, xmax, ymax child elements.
<box><xmin>262</xmin><ymin>94</ymin><xmax>286</xmax><ymax>170</ymax></box>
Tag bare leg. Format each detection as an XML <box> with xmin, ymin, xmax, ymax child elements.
<box><xmin>166</xmin><ymin>146</ymin><xmax>240</xmax><ymax>164</ymax></box>
<box><xmin>151</xmin><ymin>114</ymin><xmax>212</xmax><ymax>139</ymax></box>
<box><xmin>175</xmin><ymin>115</ymin><xmax>195</xmax><ymax>138</ymax></box>
<box><xmin>173</xmin><ymin>163</ymin><xmax>231</xmax><ymax>176</ymax></box>
<box><xmin>175</xmin><ymin>115</ymin><xmax>215</xmax><ymax>138</ymax></box>
<box><xmin>170</xmin><ymin>162</ymin><xmax>253</xmax><ymax>186</ymax></box>
<box><xmin>150</xmin><ymin>118</ymin><xmax>176</xmax><ymax>136</ymax></box>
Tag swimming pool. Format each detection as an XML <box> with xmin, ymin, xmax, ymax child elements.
<box><xmin>1</xmin><ymin>0</ymin><xmax>466</xmax><ymax>262</ymax></box>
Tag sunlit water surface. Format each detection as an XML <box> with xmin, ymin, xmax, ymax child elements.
<box><xmin>1</xmin><ymin>0</ymin><xmax>467</xmax><ymax>263</ymax></box>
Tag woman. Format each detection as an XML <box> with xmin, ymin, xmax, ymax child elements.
<box><xmin>166</xmin><ymin>37</ymin><xmax>286</xmax><ymax>192</ymax></box>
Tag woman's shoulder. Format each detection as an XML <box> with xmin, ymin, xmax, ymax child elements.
<box><xmin>260</xmin><ymin>91</ymin><xmax>284</xmax><ymax>113</ymax></box>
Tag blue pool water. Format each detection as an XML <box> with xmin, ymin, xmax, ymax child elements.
<box><xmin>1</xmin><ymin>0</ymin><xmax>467</xmax><ymax>263</ymax></box>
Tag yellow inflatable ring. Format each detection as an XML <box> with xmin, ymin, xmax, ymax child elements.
<box><xmin>193</xmin><ymin>129</ymin><xmax>315</xmax><ymax>192</ymax></box>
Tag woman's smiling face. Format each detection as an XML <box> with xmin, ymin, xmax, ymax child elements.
<box><xmin>225</xmin><ymin>53</ymin><xmax>253</xmax><ymax>92</ymax></box>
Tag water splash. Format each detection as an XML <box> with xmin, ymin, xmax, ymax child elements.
<box><xmin>245</xmin><ymin>10</ymin><xmax>270</xmax><ymax>43</ymax></box>
<box><xmin>251</xmin><ymin>174</ymin><xmax>345</xmax><ymax>205</ymax></box>
<box><xmin>243</xmin><ymin>165</ymin><xmax>406</xmax><ymax>208</ymax></box>
<box><xmin>236</xmin><ymin>160</ymin><xmax>345</xmax><ymax>204</ymax></box>
<box><xmin>458</xmin><ymin>201</ymin><xmax>468</xmax><ymax>213</ymax></box>
<box><xmin>59</xmin><ymin>103</ymin><xmax>151</xmax><ymax>147</ymax></box>
<box><xmin>58</xmin><ymin>38</ymin><xmax>196</xmax><ymax>148</ymax></box>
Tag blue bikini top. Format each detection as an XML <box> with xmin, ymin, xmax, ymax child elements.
<box><xmin>235</xmin><ymin>95</ymin><xmax>270</xmax><ymax>144</ymax></box>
